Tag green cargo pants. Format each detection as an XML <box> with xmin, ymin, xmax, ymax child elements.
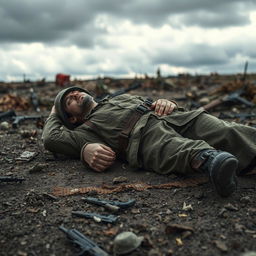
<box><xmin>139</xmin><ymin>113</ymin><xmax>256</xmax><ymax>175</ymax></box>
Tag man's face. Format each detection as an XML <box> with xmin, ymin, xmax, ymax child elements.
<box><xmin>64</xmin><ymin>90</ymin><xmax>94</xmax><ymax>122</ymax></box>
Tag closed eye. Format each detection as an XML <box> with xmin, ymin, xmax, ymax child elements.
<box><xmin>64</xmin><ymin>96</ymin><xmax>71</xmax><ymax>108</ymax></box>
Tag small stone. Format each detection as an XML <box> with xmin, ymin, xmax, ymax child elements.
<box><xmin>166</xmin><ymin>249</ymin><xmax>174</xmax><ymax>256</ymax></box>
<box><xmin>175</xmin><ymin>238</ymin><xmax>183</xmax><ymax>246</ymax></box>
<box><xmin>113</xmin><ymin>176</ymin><xmax>128</xmax><ymax>184</ymax></box>
<box><xmin>224</xmin><ymin>203</ymin><xmax>239</xmax><ymax>211</ymax></box>
<box><xmin>20</xmin><ymin>240</ymin><xmax>27</xmax><ymax>245</ymax></box>
<box><xmin>234</xmin><ymin>223</ymin><xmax>245</xmax><ymax>233</ymax></box>
<box><xmin>148</xmin><ymin>248</ymin><xmax>162</xmax><ymax>256</ymax></box>
<box><xmin>0</xmin><ymin>121</ymin><xmax>9</xmax><ymax>130</ymax></box>
<box><xmin>240</xmin><ymin>196</ymin><xmax>250</xmax><ymax>204</ymax></box>
<box><xmin>181</xmin><ymin>231</ymin><xmax>193</xmax><ymax>239</ymax></box>
<box><xmin>166</xmin><ymin>209</ymin><xmax>172</xmax><ymax>214</ymax></box>
<box><xmin>178</xmin><ymin>213</ymin><xmax>188</xmax><ymax>218</ymax></box>
<box><xmin>29</xmin><ymin>163</ymin><xmax>47</xmax><ymax>173</ymax></box>
<box><xmin>93</xmin><ymin>216</ymin><xmax>102</xmax><ymax>222</ymax></box>
<box><xmin>218</xmin><ymin>208</ymin><xmax>228</xmax><ymax>218</ymax></box>
<box><xmin>17</xmin><ymin>251</ymin><xmax>27</xmax><ymax>256</ymax></box>
<box><xmin>214</xmin><ymin>240</ymin><xmax>228</xmax><ymax>252</ymax></box>
<box><xmin>248</xmin><ymin>208</ymin><xmax>256</xmax><ymax>214</ymax></box>
<box><xmin>165</xmin><ymin>224</ymin><xmax>194</xmax><ymax>234</ymax></box>
<box><xmin>16</xmin><ymin>151</ymin><xmax>37</xmax><ymax>162</ymax></box>
<box><xmin>199</xmin><ymin>97</ymin><xmax>210</xmax><ymax>105</ymax></box>
<box><xmin>20</xmin><ymin>129</ymin><xmax>37</xmax><ymax>138</ymax></box>
<box><xmin>131</xmin><ymin>208</ymin><xmax>140</xmax><ymax>214</ymax></box>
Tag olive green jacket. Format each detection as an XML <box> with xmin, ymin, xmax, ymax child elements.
<box><xmin>42</xmin><ymin>94</ymin><xmax>204</xmax><ymax>169</ymax></box>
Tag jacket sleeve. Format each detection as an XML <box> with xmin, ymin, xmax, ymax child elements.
<box><xmin>42</xmin><ymin>113</ymin><xmax>105</xmax><ymax>158</ymax></box>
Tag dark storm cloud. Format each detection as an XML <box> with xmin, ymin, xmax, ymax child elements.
<box><xmin>0</xmin><ymin>0</ymin><xmax>102</xmax><ymax>45</ymax></box>
<box><xmin>0</xmin><ymin>0</ymin><xmax>255</xmax><ymax>46</ymax></box>
<box><xmin>116</xmin><ymin>0</ymin><xmax>255</xmax><ymax>28</ymax></box>
<box><xmin>150</xmin><ymin>43</ymin><xmax>229</xmax><ymax>68</ymax></box>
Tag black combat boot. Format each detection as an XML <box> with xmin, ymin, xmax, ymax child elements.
<box><xmin>191</xmin><ymin>149</ymin><xmax>238</xmax><ymax>197</ymax></box>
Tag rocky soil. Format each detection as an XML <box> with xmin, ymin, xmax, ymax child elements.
<box><xmin>0</xmin><ymin>78</ymin><xmax>256</xmax><ymax>256</ymax></box>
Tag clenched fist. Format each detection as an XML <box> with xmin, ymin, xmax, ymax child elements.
<box><xmin>82</xmin><ymin>143</ymin><xmax>116</xmax><ymax>172</ymax></box>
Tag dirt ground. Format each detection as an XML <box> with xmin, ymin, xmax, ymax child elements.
<box><xmin>0</xmin><ymin>80</ymin><xmax>256</xmax><ymax>256</ymax></box>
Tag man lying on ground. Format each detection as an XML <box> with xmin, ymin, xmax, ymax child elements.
<box><xmin>42</xmin><ymin>86</ymin><xmax>256</xmax><ymax>197</ymax></box>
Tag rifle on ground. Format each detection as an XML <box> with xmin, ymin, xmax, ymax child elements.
<box><xmin>82</xmin><ymin>197</ymin><xmax>136</xmax><ymax>211</ymax></box>
<box><xmin>0</xmin><ymin>110</ymin><xmax>46</xmax><ymax>128</ymax></box>
<box><xmin>96</xmin><ymin>81</ymin><xmax>142</xmax><ymax>101</ymax></box>
<box><xmin>0</xmin><ymin>110</ymin><xmax>16</xmax><ymax>121</ymax></box>
<box><xmin>0</xmin><ymin>176</ymin><xmax>25</xmax><ymax>183</ymax></box>
<box><xmin>202</xmin><ymin>91</ymin><xmax>254</xmax><ymax>111</ymax></box>
<box><xmin>12</xmin><ymin>115</ymin><xmax>46</xmax><ymax>128</ymax></box>
<box><xmin>218</xmin><ymin>112</ymin><xmax>256</xmax><ymax>122</ymax></box>
<box><xmin>202</xmin><ymin>61</ymin><xmax>254</xmax><ymax>111</ymax></box>
<box><xmin>59</xmin><ymin>226</ymin><xmax>109</xmax><ymax>256</ymax></box>
<box><xmin>72</xmin><ymin>211</ymin><xmax>118</xmax><ymax>224</ymax></box>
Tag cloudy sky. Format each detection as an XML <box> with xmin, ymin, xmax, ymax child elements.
<box><xmin>1</xmin><ymin>0</ymin><xmax>256</xmax><ymax>82</ymax></box>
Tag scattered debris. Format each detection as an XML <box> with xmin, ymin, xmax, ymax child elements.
<box><xmin>0</xmin><ymin>121</ymin><xmax>9</xmax><ymax>130</ymax></box>
<box><xmin>42</xmin><ymin>209</ymin><xmax>47</xmax><ymax>217</ymax></box>
<box><xmin>20</xmin><ymin>129</ymin><xmax>38</xmax><ymax>138</ymax></box>
<box><xmin>103</xmin><ymin>227</ymin><xmax>119</xmax><ymax>236</ymax></box>
<box><xmin>234</xmin><ymin>223</ymin><xmax>245</xmax><ymax>233</ymax></box>
<box><xmin>224</xmin><ymin>203</ymin><xmax>239</xmax><ymax>211</ymax></box>
<box><xmin>178</xmin><ymin>213</ymin><xmax>188</xmax><ymax>218</ymax></box>
<box><xmin>182</xmin><ymin>202</ymin><xmax>193</xmax><ymax>211</ymax></box>
<box><xmin>240</xmin><ymin>196</ymin><xmax>251</xmax><ymax>204</ymax></box>
<box><xmin>113</xmin><ymin>176</ymin><xmax>128</xmax><ymax>184</ymax></box>
<box><xmin>175</xmin><ymin>238</ymin><xmax>183</xmax><ymax>246</ymax></box>
<box><xmin>218</xmin><ymin>208</ymin><xmax>228</xmax><ymax>218</ymax></box>
<box><xmin>213</xmin><ymin>240</ymin><xmax>228</xmax><ymax>252</ymax></box>
<box><xmin>165</xmin><ymin>224</ymin><xmax>194</xmax><ymax>234</ymax></box>
<box><xmin>28</xmin><ymin>163</ymin><xmax>48</xmax><ymax>173</ymax></box>
<box><xmin>16</xmin><ymin>151</ymin><xmax>37</xmax><ymax>162</ymax></box>
<box><xmin>42</xmin><ymin>193</ymin><xmax>58</xmax><ymax>201</ymax></box>
<box><xmin>0</xmin><ymin>94</ymin><xmax>30</xmax><ymax>111</ymax></box>
<box><xmin>1</xmin><ymin>72</ymin><xmax>256</xmax><ymax>255</ymax></box>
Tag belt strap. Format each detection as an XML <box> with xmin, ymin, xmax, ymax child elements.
<box><xmin>118</xmin><ymin>101</ymin><xmax>151</xmax><ymax>159</ymax></box>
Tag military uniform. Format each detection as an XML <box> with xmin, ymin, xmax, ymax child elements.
<box><xmin>42</xmin><ymin>94</ymin><xmax>256</xmax><ymax>175</ymax></box>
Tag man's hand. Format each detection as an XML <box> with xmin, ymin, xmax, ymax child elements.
<box><xmin>151</xmin><ymin>99</ymin><xmax>177</xmax><ymax>116</ymax></box>
<box><xmin>82</xmin><ymin>143</ymin><xmax>116</xmax><ymax>172</ymax></box>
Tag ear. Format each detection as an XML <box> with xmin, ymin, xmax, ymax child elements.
<box><xmin>68</xmin><ymin>116</ymin><xmax>78</xmax><ymax>124</ymax></box>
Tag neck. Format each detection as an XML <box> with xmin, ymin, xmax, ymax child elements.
<box><xmin>92</xmin><ymin>100</ymin><xmax>98</xmax><ymax>109</ymax></box>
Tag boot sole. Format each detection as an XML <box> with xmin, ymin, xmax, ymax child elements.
<box><xmin>210</xmin><ymin>154</ymin><xmax>238</xmax><ymax>197</ymax></box>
